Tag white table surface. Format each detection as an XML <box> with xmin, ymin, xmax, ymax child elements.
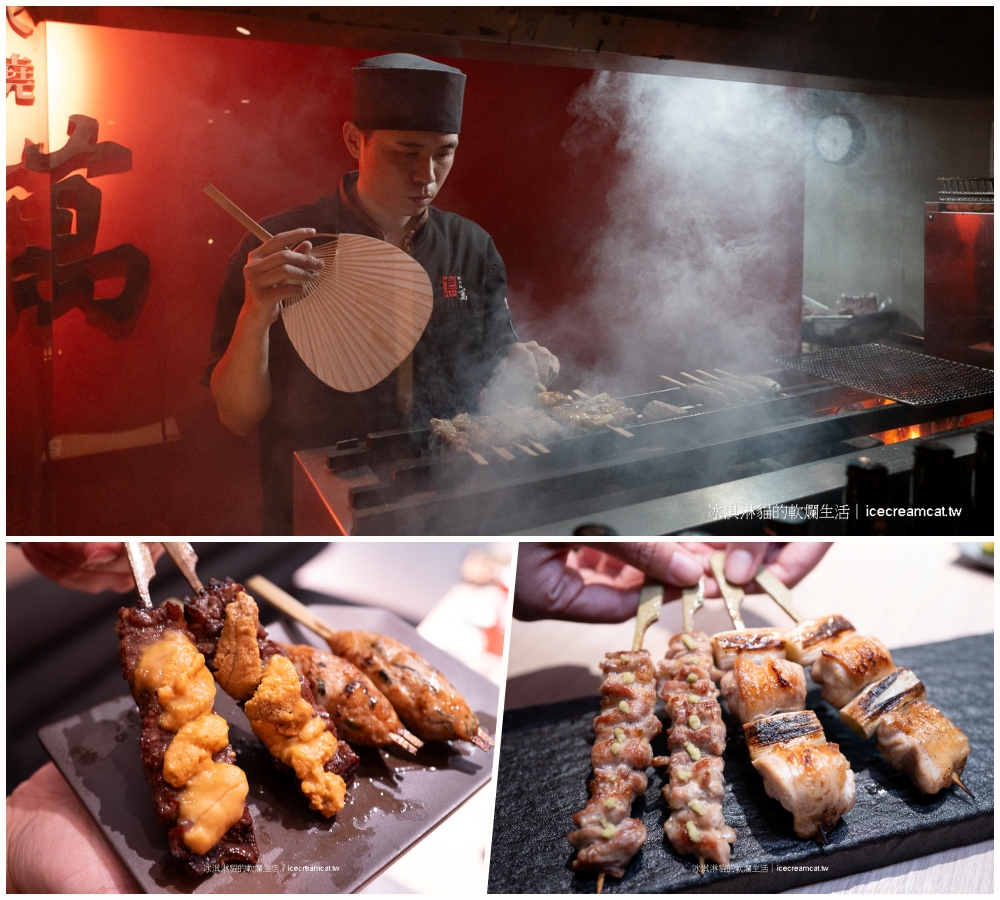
<box><xmin>505</xmin><ymin>540</ymin><xmax>994</xmax><ymax>894</ymax></box>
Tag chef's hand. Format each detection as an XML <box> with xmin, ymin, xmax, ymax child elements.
<box><xmin>514</xmin><ymin>542</ymin><xmax>705</xmax><ymax>622</ymax></box>
<box><xmin>504</xmin><ymin>341</ymin><xmax>560</xmax><ymax>388</ymax></box>
<box><xmin>20</xmin><ymin>542</ymin><xmax>164</xmax><ymax>594</ymax></box>
<box><xmin>242</xmin><ymin>228</ymin><xmax>325</xmax><ymax>325</ymax></box>
<box><xmin>6</xmin><ymin>763</ymin><xmax>138</xmax><ymax>893</ymax></box>
<box><xmin>692</xmin><ymin>542</ymin><xmax>832</xmax><ymax>598</ymax></box>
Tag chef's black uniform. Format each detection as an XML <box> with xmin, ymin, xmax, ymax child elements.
<box><xmin>205</xmin><ymin>171</ymin><xmax>518</xmax><ymax>534</ymax></box>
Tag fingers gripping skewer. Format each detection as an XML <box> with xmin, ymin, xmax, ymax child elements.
<box><xmin>162</xmin><ymin>541</ymin><xmax>203</xmax><ymax>592</ymax></box>
<box><xmin>633</xmin><ymin>578</ymin><xmax>663</xmax><ymax>651</ymax></box>
<box><xmin>709</xmin><ymin>552</ymin><xmax>745</xmax><ymax>629</ymax></box>
<box><xmin>753</xmin><ymin>566</ymin><xmax>804</xmax><ymax>624</ymax></box>
<box><xmin>124</xmin><ymin>541</ymin><xmax>156</xmax><ymax>609</ymax></box>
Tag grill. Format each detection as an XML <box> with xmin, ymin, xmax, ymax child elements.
<box><xmin>937</xmin><ymin>176</ymin><xmax>993</xmax><ymax>203</ymax></box>
<box><xmin>770</xmin><ymin>344</ymin><xmax>994</xmax><ymax>406</ymax></box>
<box><xmin>291</xmin><ymin>360</ymin><xmax>993</xmax><ymax>535</ymax></box>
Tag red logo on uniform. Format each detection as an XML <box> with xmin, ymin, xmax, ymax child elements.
<box><xmin>441</xmin><ymin>275</ymin><xmax>458</xmax><ymax>298</ymax></box>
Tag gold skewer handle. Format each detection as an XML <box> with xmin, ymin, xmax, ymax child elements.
<box><xmin>124</xmin><ymin>541</ymin><xmax>156</xmax><ymax>610</ymax></box>
<box><xmin>681</xmin><ymin>577</ymin><xmax>705</xmax><ymax>633</ymax></box>
<box><xmin>633</xmin><ymin>578</ymin><xmax>663</xmax><ymax>651</ymax></box>
<box><xmin>162</xmin><ymin>541</ymin><xmax>203</xmax><ymax>592</ymax></box>
<box><xmin>754</xmin><ymin>566</ymin><xmax>804</xmax><ymax>623</ymax></box>
<box><xmin>709</xmin><ymin>551</ymin><xmax>745</xmax><ymax>630</ymax></box>
<box><xmin>246</xmin><ymin>574</ymin><xmax>338</xmax><ymax>643</ymax></box>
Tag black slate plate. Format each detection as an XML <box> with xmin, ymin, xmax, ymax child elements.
<box><xmin>488</xmin><ymin>633</ymin><xmax>993</xmax><ymax>893</ymax></box>
<box><xmin>39</xmin><ymin>605</ymin><xmax>497</xmax><ymax>893</ymax></box>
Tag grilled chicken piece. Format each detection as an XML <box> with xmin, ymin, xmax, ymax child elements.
<box><xmin>751</xmin><ymin>740</ymin><xmax>857</xmax><ymax>839</ymax></box>
<box><xmin>283</xmin><ymin>644</ymin><xmax>423</xmax><ymax>753</ymax></box>
<box><xmin>712</xmin><ymin>628</ymin><xmax>786</xmax><ymax>670</ymax></box>
<box><xmin>876</xmin><ymin>701</ymin><xmax>970</xmax><ymax>795</ymax></box>
<box><xmin>642</xmin><ymin>400</ymin><xmax>688</xmax><ymax>422</ymax></box>
<box><xmin>720</xmin><ymin>656</ymin><xmax>806</xmax><ymax>723</ymax></box>
<box><xmin>685</xmin><ymin>383</ymin><xmax>730</xmax><ymax>409</ymax></box>
<box><xmin>784</xmin><ymin>615</ymin><xmax>856</xmax><ymax>666</ymax></box>
<box><xmin>324</xmin><ymin>631</ymin><xmax>490</xmax><ymax>749</ymax></box>
<box><xmin>811</xmin><ymin>634</ymin><xmax>895</xmax><ymax>708</ymax></box>
<box><xmin>740</xmin><ymin>375</ymin><xmax>783</xmax><ymax>397</ymax></box>
<box><xmin>537</xmin><ymin>390</ymin><xmax>574</xmax><ymax>408</ymax></box>
<box><xmin>839</xmin><ymin>667</ymin><xmax>926</xmax><ymax>738</ymax></box>
<box><xmin>744</xmin><ymin>710</ymin><xmax>827</xmax><ymax>762</ymax></box>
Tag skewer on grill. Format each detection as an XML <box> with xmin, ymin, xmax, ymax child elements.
<box><xmin>712</xmin><ymin>562</ymin><xmax>856</xmax><ymax>841</ymax></box>
<box><xmin>119</xmin><ymin>543</ymin><xmax>259</xmax><ymax>873</ymax></box>
<box><xmin>571</xmin><ymin>580</ymin><xmax>664</xmax><ymax>894</ymax></box>
<box><xmin>247</xmin><ymin>576</ymin><xmax>494</xmax><ymax>752</ymax></box>
<box><xmin>757</xmin><ymin>583</ymin><xmax>973</xmax><ymax>800</ymax></box>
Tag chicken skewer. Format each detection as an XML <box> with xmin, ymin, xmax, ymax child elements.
<box><xmin>247</xmin><ymin>575</ymin><xmax>494</xmax><ymax>752</ymax></box>
<box><xmin>118</xmin><ymin>543</ymin><xmax>258</xmax><ymax>874</ymax></box>
<box><xmin>711</xmin><ymin>560</ymin><xmax>856</xmax><ymax>841</ymax></box>
<box><xmin>570</xmin><ymin>579</ymin><xmax>664</xmax><ymax>894</ymax></box>
<box><xmin>654</xmin><ymin>579</ymin><xmax>736</xmax><ymax>875</ymax></box>
<box><xmin>775</xmin><ymin>597</ymin><xmax>972</xmax><ymax>798</ymax></box>
<box><xmin>182</xmin><ymin>576</ymin><xmax>360</xmax><ymax>818</ymax></box>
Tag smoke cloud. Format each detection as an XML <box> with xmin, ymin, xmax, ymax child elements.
<box><xmin>521</xmin><ymin>71</ymin><xmax>806</xmax><ymax>396</ymax></box>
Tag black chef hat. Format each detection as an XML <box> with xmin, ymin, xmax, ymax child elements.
<box><xmin>352</xmin><ymin>53</ymin><xmax>466</xmax><ymax>134</ymax></box>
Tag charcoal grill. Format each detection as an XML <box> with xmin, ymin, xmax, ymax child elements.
<box><xmin>291</xmin><ymin>349</ymin><xmax>993</xmax><ymax>535</ymax></box>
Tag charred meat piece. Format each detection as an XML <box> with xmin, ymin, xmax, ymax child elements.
<box><xmin>116</xmin><ymin>604</ymin><xmax>258</xmax><ymax>874</ymax></box>
<box><xmin>657</xmin><ymin>631</ymin><xmax>736</xmax><ymax>867</ymax></box>
<box><xmin>712</xmin><ymin>628</ymin><xmax>786</xmax><ymax>670</ymax></box>
<box><xmin>324</xmin><ymin>630</ymin><xmax>492</xmax><ymax>750</ymax></box>
<box><xmin>784</xmin><ymin>615</ymin><xmax>856</xmax><ymax>666</ymax></box>
<box><xmin>569</xmin><ymin>650</ymin><xmax>661</xmax><ymax>879</ymax></box>
<box><xmin>720</xmin><ymin>656</ymin><xmax>806</xmax><ymax>723</ymax></box>
<box><xmin>537</xmin><ymin>390</ymin><xmax>575</xmax><ymax>408</ymax></box>
<box><xmin>876</xmin><ymin>701</ymin><xmax>970</xmax><ymax>795</ymax></box>
<box><xmin>744</xmin><ymin>710</ymin><xmax>827</xmax><ymax>762</ymax></box>
<box><xmin>839</xmin><ymin>667</ymin><xmax>926</xmax><ymax>738</ymax></box>
<box><xmin>185</xmin><ymin>578</ymin><xmax>360</xmax><ymax>817</ymax></box>
<box><xmin>811</xmin><ymin>634</ymin><xmax>895</xmax><ymax>708</ymax></box>
<box><xmin>283</xmin><ymin>643</ymin><xmax>423</xmax><ymax>753</ymax></box>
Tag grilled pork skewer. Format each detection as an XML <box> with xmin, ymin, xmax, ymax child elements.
<box><xmin>282</xmin><ymin>643</ymin><xmax>424</xmax><ymax>753</ymax></box>
<box><xmin>247</xmin><ymin>575</ymin><xmax>495</xmax><ymax>752</ymax></box>
<box><xmin>117</xmin><ymin>550</ymin><xmax>258</xmax><ymax>874</ymax></box>
<box><xmin>782</xmin><ymin>615</ymin><xmax>971</xmax><ymax>796</ymax></box>
<box><xmin>183</xmin><ymin>578</ymin><xmax>360</xmax><ymax>818</ymax></box>
<box><xmin>656</xmin><ymin>588</ymin><xmax>736</xmax><ymax>873</ymax></box>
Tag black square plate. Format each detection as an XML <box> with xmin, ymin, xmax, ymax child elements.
<box><xmin>39</xmin><ymin>604</ymin><xmax>497</xmax><ymax>893</ymax></box>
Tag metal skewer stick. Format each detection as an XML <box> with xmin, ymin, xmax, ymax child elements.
<box><xmin>124</xmin><ymin>541</ymin><xmax>156</xmax><ymax>610</ymax></box>
<box><xmin>162</xmin><ymin>542</ymin><xmax>203</xmax><ymax>592</ymax></box>
<box><xmin>709</xmin><ymin>551</ymin><xmax>745</xmax><ymax>629</ymax></box>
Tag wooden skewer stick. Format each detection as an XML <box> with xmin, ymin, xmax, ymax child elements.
<box><xmin>124</xmin><ymin>541</ymin><xmax>156</xmax><ymax>610</ymax></box>
<box><xmin>513</xmin><ymin>442</ymin><xmax>538</xmax><ymax>457</ymax></box>
<box><xmin>468</xmin><ymin>449</ymin><xmax>489</xmax><ymax>466</ymax></box>
<box><xmin>679</xmin><ymin>371</ymin><xmax>708</xmax><ymax>384</ymax></box>
<box><xmin>714</xmin><ymin>368</ymin><xmax>739</xmax><ymax>379</ymax></box>
<box><xmin>607</xmin><ymin>424</ymin><xmax>634</xmax><ymax>438</ymax></box>
<box><xmin>491</xmin><ymin>446</ymin><xmax>516</xmax><ymax>461</ymax></box>
<box><xmin>204</xmin><ymin>184</ymin><xmax>272</xmax><ymax>242</ymax></box>
<box><xmin>472</xmin><ymin>727</ymin><xmax>495</xmax><ymax>751</ymax></box>
<box><xmin>573</xmin><ymin>389</ymin><xmax>591</xmax><ymax>399</ymax></box>
<box><xmin>709</xmin><ymin>551</ymin><xmax>745</xmax><ymax>630</ymax></box>
<box><xmin>952</xmin><ymin>773</ymin><xmax>975</xmax><ymax>798</ymax></box>
<box><xmin>387</xmin><ymin>731</ymin><xmax>424</xmax><ymax>754</ymax></box>
<box><xmin>696</xmin><ymin>369</ymin><xmax>723</xmax><ymax>381</ymax></box>
<box><xmin>162</xmin><ymin>541</ymin><xmax>203</xmax><ymax>592</ymax></box>
<box><xmin>529</xmin><ymin>440</ymin><xmax>550</xmax><ymax>454</ymax></box>
<box><xmin>535</xmin><ymin>381</ymin><xmax>548</xmax><ymax>393</ymax></box>
<box><xmin>754</xmin><ymin>566</ymin><xmax>804</xmax><ymax>623</ymax></box>
<box><xmin>699</xmin><ymin>857</ymin><xmax>705</xmax><ymax>876</ymax></box>
<box><xmin>660</xmin><ymin>374</ymin><xmax>686</xmax><ymax>387</ymax></box>
<box><xmin>596</xmin><ymin>872</ymin><xmax>605</xmax><ymax>894</ymax></box>
<box><xmin>633</xmin><ymin>578</ymin><xmax>663</xmax><ymax>651</ymax></box>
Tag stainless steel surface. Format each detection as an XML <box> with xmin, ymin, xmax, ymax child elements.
<box><xmin>771</xmin><ymin>344</ymin><xmax>994</xmax><ymax>406</ymax></box>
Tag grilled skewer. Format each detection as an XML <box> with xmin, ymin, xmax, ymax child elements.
<box><xmin>247</xmin><ymin>576</ymin><xmax>494</xmax><ymax>752</ymax></box>
<box><xmin>282</xmin><ymin>643</ymin><xmax>424</xmax><ymax>754</ymax></box>
<box><xmin>183</xmin><ymin>577</ymin><xmax>360</xmax><ymax>818</ymax></box>
<box><xmin>712</xmin><ymin>565</ymin><xmax>856</xmax><ymax>841</ymax></box>
<box><xmin>118</xmin><ymin>545</ymin><xmax>258</xmax><ymax>873</ymax></box>
<box><xmin>655</xmin><ymin>579</ymin><xmax>736</xmax><ymax>872</ymax></box>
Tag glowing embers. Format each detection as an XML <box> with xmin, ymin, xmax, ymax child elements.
<box><xmin>871</xmin><ymin>409</ymin><xmax>993</xmax><ymax>445</ymax></box>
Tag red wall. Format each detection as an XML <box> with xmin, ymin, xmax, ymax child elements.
<box><xmin>7</xmin><ymin>22</ymin><xmax>803</xmax><ymax>534</ymax></box>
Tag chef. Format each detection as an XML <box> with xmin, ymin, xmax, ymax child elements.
<box><xmin>206</xmin><ymin>53</ymin><xmax>559</xmax><ymax>533</ymax></box>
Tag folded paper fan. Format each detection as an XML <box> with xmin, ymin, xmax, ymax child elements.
<box><xmin>204</xmin><ymin>183</ymin><xmax>434</xmax><ymax>393</ymax></box>
<box><xmin>280</xmin><ymin>233</ymin><xmax>433</xmax><ymax>392</ymax></box>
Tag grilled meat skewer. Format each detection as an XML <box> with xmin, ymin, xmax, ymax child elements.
<box><xmin>656</xmin><ymin>631</ymin><xmax>736</xmax><ymax>869</ymax></box>
<box><xmin>115</xmin><ymin>603</ymin><xmax>258</xmax><ymax>873</ymax></box>
<box><xmin>282</xmin><ymin>643</ymin><xmax>423</xmax><ymax>753</ymax></box>
<box><xmin>569</xmin><ymin>650</ymin><xmax>661</xmax><ymax>881</ymax></box>
<box><xmin>784</xmin><ymin>617</ymin><xmax>971</xmax><ymax>796</ymax></box>
<box><xmin>184</xmin><ymin>578</ymin><xmax>360</xmax><ymax>818</ymax></box>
